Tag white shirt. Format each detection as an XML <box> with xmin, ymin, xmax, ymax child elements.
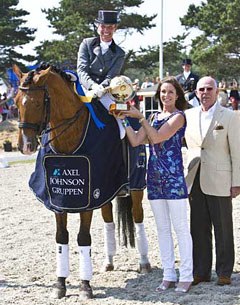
<box><xmin>183</xmin><ymin>71</ymin><xmax>191</xmax><ymax>79</ymax></box>
<box><xmin>100</xmin><ymin>40</ymin><xmax>112</xmax><ymax>54</ymax></box>
<box><xmin>200</xmin><ymin>102</ymin><xmax>218</xmax><ymax>138</ymax></box>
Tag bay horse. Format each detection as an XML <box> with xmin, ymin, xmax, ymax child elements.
<box><xmin>13</xmin><ymin>63</ymin><xmax>150</xmax><ymax>300</ymax></box>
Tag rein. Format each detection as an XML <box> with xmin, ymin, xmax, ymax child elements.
<box><xmin>18</xmin><ymin>85</ymin><xmax>85</xmax><ymax>147</ymax></box>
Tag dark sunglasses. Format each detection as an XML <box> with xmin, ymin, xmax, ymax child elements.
<box><xmin>198</xmin><ymin>87</ymin><xmax>214</xmax><ymax>92</ymax></box>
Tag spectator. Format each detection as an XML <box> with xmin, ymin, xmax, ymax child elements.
<box><xmin>229</xmin><ymin>79</ymin><xmax>240</xmax><ymax>110</ymax></box>
<box><xmin>0</xmin><ymin>93</ymin><xmax>9</xmax><ymax>122</ymax></box>
<box><xmin>141</xmin><ymin>77</ymin><xmax>154</xmax><ymax>89</ymax></box>
<box><xmin>217</xmin><ymin>81</ymin><xmax>228</xmax><ymax>107</ymax></box>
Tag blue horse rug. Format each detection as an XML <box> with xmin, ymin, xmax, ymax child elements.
<box><xmin>29</xmin><ymin>101</ymin><xmax>128</xmax><ymax>213</ymax></box>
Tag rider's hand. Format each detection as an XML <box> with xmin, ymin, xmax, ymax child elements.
<box><xmin>91</xmin><ymin>84</ymin><xmax>106</xmax><ymax>98</ymax></box>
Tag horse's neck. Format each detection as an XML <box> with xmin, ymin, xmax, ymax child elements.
<box><xmin>47</xmin><ymin>80</ymin><xmax>88</xmax><ymax>154</ymax></box>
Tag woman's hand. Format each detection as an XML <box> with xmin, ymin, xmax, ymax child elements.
<box><xmin>111</xmin><ymin>111</ymin><xmax>126</xmax><ymax>120</ymax></box>
<box><xmin>121</xmin><ymin>105</ymin><xmax>143</xmax><ymax>120</ymax></box>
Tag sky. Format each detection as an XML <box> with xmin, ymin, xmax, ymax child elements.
<box><xmin>17</xmin><ymin>0</ymin><xmax>203</xmax><ymax>58</ymax></box>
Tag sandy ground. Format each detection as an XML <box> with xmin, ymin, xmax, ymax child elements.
<box><xmin>0</xmin><ymin>161</ymin><xmax>240</xmax><ymax>305</ymax></box>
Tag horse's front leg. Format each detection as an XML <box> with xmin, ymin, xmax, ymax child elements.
<box><xmin>55</xmin><ymin>212</ymin><xmax>69</xmax><ymax>299</ymax></box>
<box><xmin>101</xmin><ymin>202</ymin><xmax>116</xmax><ymax>271</ymax></box>
<box><xmin>78</xmin><ymin>210</ymin><xmax>94</xmax><ymax>299</ymax></box>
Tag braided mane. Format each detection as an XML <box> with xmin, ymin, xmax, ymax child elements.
<box><xmin>23</xmin><ymin>62</ymin><xmax>72</xmax><ymax>86</ymax></box>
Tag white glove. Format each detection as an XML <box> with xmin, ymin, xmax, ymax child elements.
<box><xmin>91</xmin><ymin>84</ymin><xmax>106</xmax><ymax>98</ymax></box>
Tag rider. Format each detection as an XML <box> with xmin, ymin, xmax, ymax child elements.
<box><xmin>175</xmin><ymin>58</ymin><xmax>199</xmax><ymax>101</ymax></box>
<box><xmin>77</xmin><ymin>10</ymin><xmax>150</xmax><ymax>274</ymax></box>
<box><xmin>77</xmin><ymin>9</ymin><xmax>126</xmax><ymax>139</ymax></box>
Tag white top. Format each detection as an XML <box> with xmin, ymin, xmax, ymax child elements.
<box><xmin>183</xmin><ymin>71</ymin><xmax>191</xmax><ymax>79</ymax></box>
<box><xmin>100</xmin><ymin>40</ymin><xmax>112</xmax><ymax>54</ymax></box>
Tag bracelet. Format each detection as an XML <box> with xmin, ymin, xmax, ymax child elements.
<box><xmin>139</xmin><ymin>117</ymin><xmax>145</xmax><ymax>123</ymax></box>
<box><xmin>122</xmin><ymin>118</ymin><xmax>130</xmax><ymax>128</ymax></box>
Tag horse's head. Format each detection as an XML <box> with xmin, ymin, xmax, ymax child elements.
<box><xmin>13</xmin><ymin>64</ymin><xmax>51</xmax><ymax>154</ymax></box>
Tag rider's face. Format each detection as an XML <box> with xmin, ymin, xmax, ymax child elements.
<box><xmin>97</xmin><ymin>24</ymin><xmax>117</xmax><ymax>42</ymax></box>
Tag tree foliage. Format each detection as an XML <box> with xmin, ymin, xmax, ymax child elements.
<box><xmin>124</xmin><ymin>34</ymin><xmax>187</xmax><ymax>81</ymax></box>
<box><xmin>0</xmin><ymin>0</ymin><xmax>36</xmax><ymax>73</ymax></box>
<box><xmin>181</xmin><ymin>0</ymin><xmax>240</xmax><ymax>80</ymax></box>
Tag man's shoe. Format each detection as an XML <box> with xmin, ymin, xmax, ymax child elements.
<box><xmin>192</xmin><ymin>276</ymin><xmax>211</xmax><ymax>286</ymax></box>
<box><xmin>217</xmin><ymin>276</ymin><xmax>231</xmax><ymax>286</ymax></box>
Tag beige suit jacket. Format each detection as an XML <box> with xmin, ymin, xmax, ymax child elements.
<box><xmin>185</xmin><ymin>103</ymin><xmax>240</xmax><ymax>196</ymax></box>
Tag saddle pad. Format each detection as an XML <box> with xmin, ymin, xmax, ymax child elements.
<box><xmin>43</xmin><ymin>155</ymin><xmax>91</xmax><ymax>211</ymax></box>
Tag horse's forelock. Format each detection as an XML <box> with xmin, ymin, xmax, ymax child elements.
<box><xmin>22</xmin><ymin>70</ymin><xmax>35</xmax><ymax>86</ymax></box>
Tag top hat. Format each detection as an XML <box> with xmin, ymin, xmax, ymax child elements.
<box><xmin>182</xmin><ymin>58</ymin><xmax>192</xmax><ymax>65</ymax></box>
<box><xmin>95</xmin><ymin>10</ymin><xmax>120</xmax><ymax>24</ymax></box>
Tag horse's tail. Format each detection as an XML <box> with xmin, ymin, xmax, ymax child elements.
<box><xmin>116</xmin><ymin>195</ymin><xmax>135</xmax><ymax>248</ymax></box>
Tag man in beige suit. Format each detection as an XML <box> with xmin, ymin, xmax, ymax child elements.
<box><xmin>185</xmin><ymin>76</ymin><xmax>240</xmax><ymax>286</ymax></box>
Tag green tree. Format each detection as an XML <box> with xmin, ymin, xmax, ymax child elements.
<box><xmin>0</xmin><ymin>0</ymin><xmax>36</xmax><ymax>73</ymax></box>
<box><xmin>35</xmin><ymin>0</ymin><xmax>156</xmax><ymax>69</ymax></box>
<box><xmin>125</xmin><ymin>34</ymin><xmax>187</xmax><ymax>81</ymax></box>
<box><xmin>180</xmin><ymin>0</ymin><xmax>240</xmax><ymax>80</ymax></box>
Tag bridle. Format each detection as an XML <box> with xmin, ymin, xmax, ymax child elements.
<box><xmin>18</xmin><ymin>84</ymin><xmax>85</xmax><ymax>147</ymax></box>
<box><xmin>18</xmin><ymin>85</ymin><xmax>50</xmax><ymax>134</ymax></box>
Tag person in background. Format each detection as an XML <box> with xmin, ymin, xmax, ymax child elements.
<box><xmin>184</xmin><ymin>76</ymin><xmax>240</xmax><ymax>286</ymax></box>
<box><xmin>154</xmin><ymin>76</ymin><xmax>161</xmax><ymax>84</ymax></box>
<box><xmin>229</xmin><ymin>79</ymin><xmax>240</xmax><ymax>110</ymax></box>
<box><xmin>176</xmin><ymin>58</ymin><xmax>199</xmax><ymax>101</ymax></box>
<box><xmin>77</xmin><ymin>10</ymin><xmax>126</xmax><ymax>139</ymax></box>
<box><xmin>141</xmin><ymin>77</ymin><xmax>154</xmax><ymax>89</ymax></box>
<box><xmin>188</xmin><ymin>95</ymin><xmax>200</xmax><ymax>107</ymax></box>
<box><xmin>0</xmin><ymin>93</ymin><xmax>9</xmax><ymax>122</ymax></box>
<box><xmin>119</xmin><ymin>76</ymin><xmax>193</xmax><ymax>293</ymax></box>
<box><xmin>217</xmin><ymin>80</ymin><xmax>228</xmax><ymax>107</ymax></box>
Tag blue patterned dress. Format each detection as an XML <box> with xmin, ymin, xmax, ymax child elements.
<box><xmin>147</xmin><ymin>111</ymin><xmax>188</xmax><ymax>200</ymax></box>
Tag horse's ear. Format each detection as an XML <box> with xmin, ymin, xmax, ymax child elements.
<box><xmin>33</xmin><ymin>66</ymin><xmax>51</xmax><ymax>85</ymax></box>
<box><xmin>12</xmin><ymin>64</ymin><xmax>23</xmax><ymax>80</ymax></box>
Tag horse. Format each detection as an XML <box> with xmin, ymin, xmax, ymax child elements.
<box><xmin>13</xmin><ymin>63</ymin><xmax>151</xmax><ymax>300</ymax></box>
<box><xmin>101</xmin><ymin>136</ymin><xmax>151</xmax><ymax>274</ymax></box>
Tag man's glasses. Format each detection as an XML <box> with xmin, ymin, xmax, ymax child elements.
<box><xmin>198</xmin><ymin>87</ymin><xmax>214</xmax><ymax>92</ymax></box>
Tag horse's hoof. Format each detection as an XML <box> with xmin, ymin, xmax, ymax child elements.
<box><xmin>103</xmin><ymin>263</ymin><xmax>114</xmax><ymax>272</ymax></box>
<box><xmin>55</xmin><ymin>286</ymin><xmax>66</xmax><ymax>299</ymax></box>
<box><xmin>79</xmin><ymin>281</ymin><xmax>93</xmax><ymax>300</ymax></box>
<box><xmin>54</xmin><ymin>277</ymin><xmax>66</xmax><ymax>299</ymax></box>
<box><xmin>138</xmin><ymin>262</ymin><xmax>152</xmax><ymax>274</ymax></box>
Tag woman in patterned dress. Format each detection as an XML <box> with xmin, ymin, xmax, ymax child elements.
<box><xmin>119</xmin><ymin>76</ymin><xmax>193</xmax><ymax>293</ymax></box>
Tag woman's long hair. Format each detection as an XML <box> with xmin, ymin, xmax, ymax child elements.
<box><xmin>154</xmin><ymin>76</ymin><xmax>188</xmax><ymax>111</ymax></box>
